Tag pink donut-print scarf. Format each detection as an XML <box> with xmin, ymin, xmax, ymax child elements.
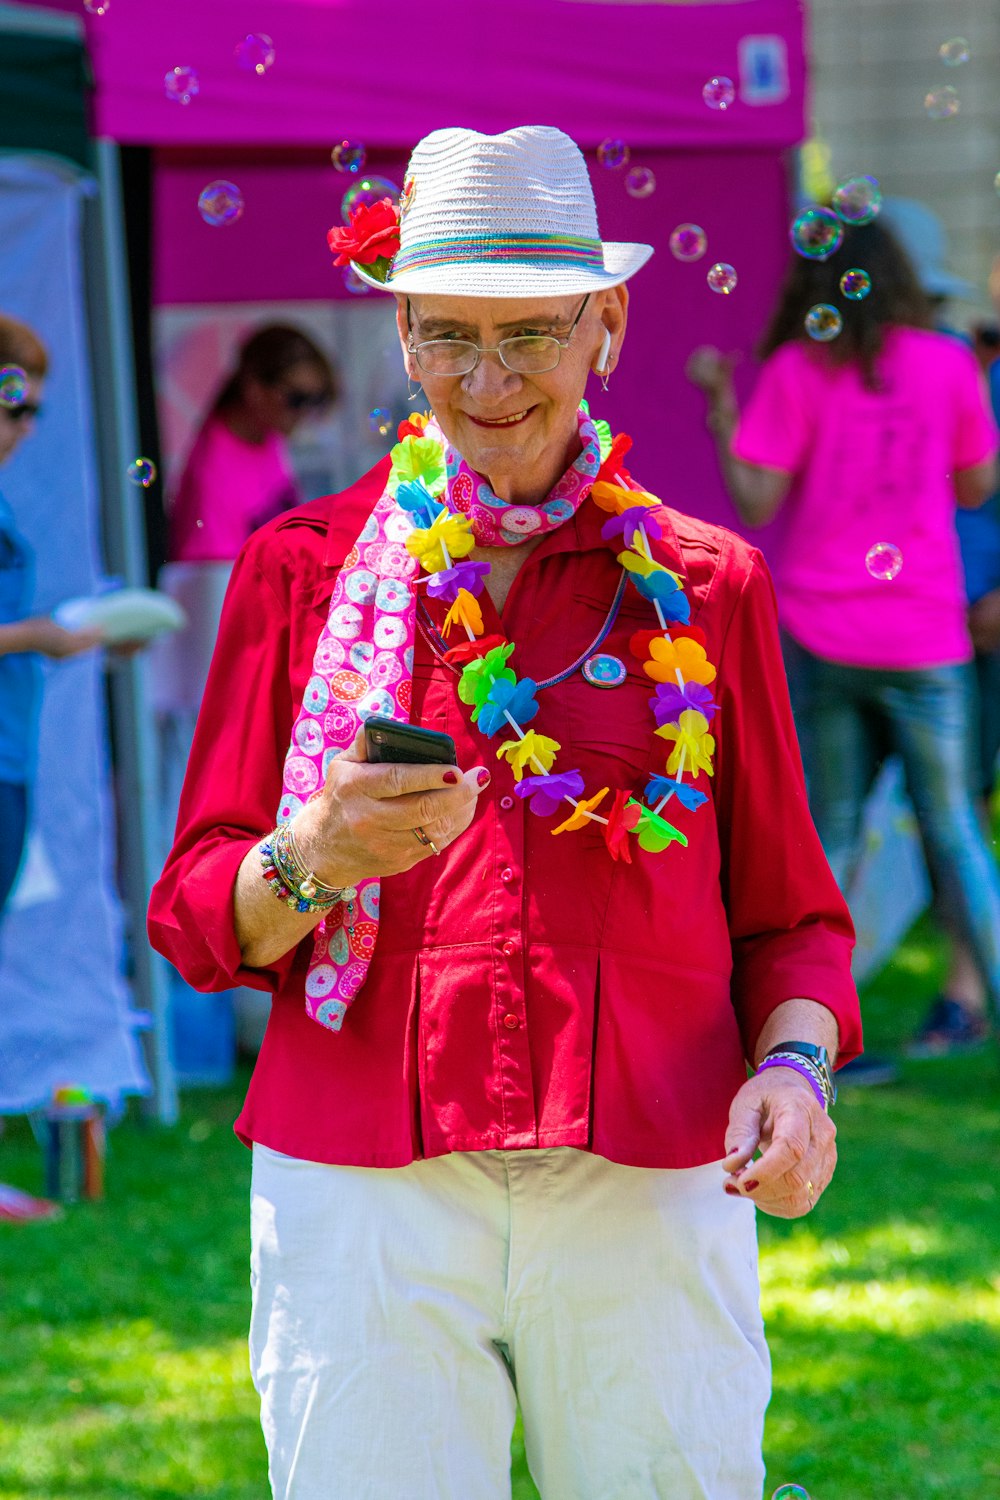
<box><xmin>277</xmin><ymin>407</ymin><xmax>601</xmax><ymax>1032</ymax></box>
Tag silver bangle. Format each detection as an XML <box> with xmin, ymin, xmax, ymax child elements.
<box><xmin>760</xmin><ymin>1050</ymin><xmax>834</xmax><ymax>1110</ymax></box>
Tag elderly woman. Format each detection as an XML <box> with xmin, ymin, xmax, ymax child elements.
<box><xmin>150</xmin><ymin>127</ymin><xmax>861</xmax><ymax>1500</ymax></box>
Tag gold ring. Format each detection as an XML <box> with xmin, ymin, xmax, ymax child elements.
<box><xmin>413</xmin><ymin>826</ymin><xmax>440</xmax><ymax>855</ymax></box>
<box><xmin>806</xmin><ymin>1179</ymin><xmax>816</xmax><ymax>1206</ymax></box>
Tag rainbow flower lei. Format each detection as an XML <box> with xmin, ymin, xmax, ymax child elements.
<box><xmin>389</xmin><ymin>412</ymin><xmax>718</xmax><ymax>862</ymax></box>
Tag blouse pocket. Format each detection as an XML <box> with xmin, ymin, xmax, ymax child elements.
<box><xmin>556</xmin><ymin>588</ymin><xmax>662</xmax><ymax>788</ymax></box>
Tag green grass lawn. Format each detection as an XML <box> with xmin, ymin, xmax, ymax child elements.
<box><xmin>1</xmin><ymin>917</ymin><xmax>998</xmax><ymax>1500</ymax></box>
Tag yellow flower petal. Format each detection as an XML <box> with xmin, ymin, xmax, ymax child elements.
<box><xmin>655</xmin><ymin>710</ymin><xmax>715</xmax><ymax>777</ymax></box>
<box><xmin>405</xmin><ymin>512</ymin><xmax>475</xmax><ymax>573</ymax></box>
<box><xmin>496</xmin><ymin>731</ymin><xmax>561</xmax><ymax>781</ymax></box>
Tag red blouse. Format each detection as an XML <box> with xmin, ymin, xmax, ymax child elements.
<box><xmin>148</xmin><ymin>459</ymin><xmax>861</xmax><ymax>1169</ymax></box>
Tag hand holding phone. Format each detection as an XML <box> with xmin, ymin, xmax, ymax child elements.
<box><xmin>289</xmin><ymin>720</ymin><xmax>486</xmax><ymax>890</ymax></box>
<box><xmin>363</xmin><ymin>715</ymin><xmax>457</xmax><ymax>766</ymax></box>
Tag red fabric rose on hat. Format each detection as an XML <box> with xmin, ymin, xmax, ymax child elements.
<box><xmin>327</xmin><ymin>198</ymin><xmax>401</xmax><ymax>278</ymax></box>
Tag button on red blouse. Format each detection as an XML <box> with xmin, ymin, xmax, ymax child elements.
<box><xmin>148</xmin><ymin>461</ymin><xmax>861</xmax><ymax>1171</ymax></box>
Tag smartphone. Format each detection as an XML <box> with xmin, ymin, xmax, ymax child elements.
<box><xmin>364</xmin><ymin>715</ymin><xmax>457</xmax><ymax>766</ymax></box>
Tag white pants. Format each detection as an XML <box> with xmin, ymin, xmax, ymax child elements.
<box><xmin>249</xmin><ymin>1145</ymin><xmax>770</xmax><ymax>1500</ymax></box>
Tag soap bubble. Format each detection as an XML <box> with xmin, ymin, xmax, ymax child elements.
<box><xmin>368</xmin><ymin>407</ymin><xmax>392</xmax><ymax>437</ymax></box>
<box><xmin>235</xmin><ymin>33</ymin><xmax>275</xmax><ymax>75</ymax></box>
<box><xmin>703</xmin><ymin>75</ymin><xmax>736</xmax><ymax>110</ymax></box>
<box><xmin>772</xmin><ymin>1487</ymin><xmax>812</xmax><ymax>1500</ymax></box>
<box><xmin>865</xmin><ymin>542</ymin><xmax>903</xmax><ymax>581</ymax></box>
<box><xmin>805</xmin><ymin>303</ymin><xmax>843</xmax><ymax>341</ymax></box>
<box><xmin>331</xmin><ymin>140</ymin><xmax>367</xmax><ymax>174</ymax></box>
<box><xmin>832</xmin><ymin>174</ymin><xmax>882</xmax><ymax>224</ymax></box>
<box><xmin>164</xmin><ymin>66</ymin><xmax>199</xmax><ymax>105</ymax></box>
<box><xmin>0</xmin><ymin>366</ymin><xmax>28</xmax><ymax>408</ymax></box>
<box><xmin>939</xmin><ymin>37</ymin><xmax>970</xmax><ymax>67</ymax></box>
<box><xmin>83</xmin><ymin>0</ymin><xmax>110</xmax><ymax>14</ymax></box>
<box><xmin>840</xmin><ymin>268</ymin><xmax>872</xmax><ymax>300</ymax></box>
<box><xmin>597</xmin><ymin>138</ymin><xmax>630</xmax><ymax>170</ymax></box>
<box><xmin>625</xmin><ymin>166</ymin><xmax>656</xmax><ymax>199</ymax></box>
<box><xmin>707</xmin><ymin>263</ymin><xmax>738</xmax><ymax>295</ymax></box>
<box><xmin>342</xmin><ymin>266</ymin><xmax>370</xmax><ymax>295</ymax></box>
<box><xmin>924</xmin><ymin>85</ymin><xmax>960</xmax><ymax>119</ymax></box>
<box><xmin>790</xmin><ymin>206</ymin><xmax>844</xmax><ymax>261</ymax></box>
<box><xmin>669</xmin><ymin>224</ymin><xmax>708</xmax><ymax>262</ymax></box>
<box><xmin>127</xmin><ymin>457</ymin><xmax>157</xmax><ymax>488</ymax></box>
<box><xmin>197</xmin><ymin>180</ymin><xmax>245</xmax><ymax>226</ymax></box>
<box><xmin>341</xmin><ymin>176</ymin><xmax>400</xmax><ymax>223</ymax></box>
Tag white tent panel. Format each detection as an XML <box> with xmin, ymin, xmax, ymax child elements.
<box><xmin>0</xmin><ymin>154</ymin><xmax>150</xmax><ymax>1111</ymax></box>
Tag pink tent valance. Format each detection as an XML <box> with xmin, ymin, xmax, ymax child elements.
<box><xmin>74</xmin><ymin>0</ymin><xmax>806</xmax><ymax>151</ymax></box>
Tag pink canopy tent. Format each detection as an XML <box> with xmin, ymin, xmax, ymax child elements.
<box><xmin>70</xmin><ymin>0</ymin><xmax>809</xmax><ymax>523</ymax></box>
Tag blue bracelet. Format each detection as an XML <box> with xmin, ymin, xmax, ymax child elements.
<box><xmin>755</xmin><ymin>1055</ymin><xmax>827</xmax><ymax>1111</ymax></box>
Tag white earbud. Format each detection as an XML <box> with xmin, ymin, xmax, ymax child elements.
<box><xmin>596</xmin><ymin>327</ymin><xmax>612</xmax><ymax>374</ymax></box>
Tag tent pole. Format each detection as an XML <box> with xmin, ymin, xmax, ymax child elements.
<box><xmin>83</xmin><ymin>138</ymin><xmax>178</xmax><ymax>1126</ymax></box>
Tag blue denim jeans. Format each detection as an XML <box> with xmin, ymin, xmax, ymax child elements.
<box><xmin>782</xmin><ymin>636</ymin><xmax>1000</xmax><ymax>1013</ymax></box>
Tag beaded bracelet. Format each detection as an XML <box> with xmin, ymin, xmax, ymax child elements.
<box><xmin>765</xmin><ymin>1047</ymin><xmax>836</xmax><ymax>1109</ymax></box>
<box><xmin>755</xmin><ymin>1055</ymin><xmax>828</xmax><ymax>1112</ymax></box>
<box><xmin>260</xmin><ymin>822</ymin><xmax>357</xmax><ymax>918</ymax></box>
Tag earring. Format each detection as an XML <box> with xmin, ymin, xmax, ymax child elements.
<box><xmin>595</xmin><ymin>327</ymin><xmax>613</xmax><ymax>392</ymax></box>
<box><xmin>406</xmin><ymin>375</ymin><xmax>421</xmax><ymax>402</ymax></box>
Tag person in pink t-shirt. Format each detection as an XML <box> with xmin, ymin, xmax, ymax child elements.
<box><xmin>689</xmin><ymin>217</ymin><xmax>1000</xmax><ymax>1067</ymax></box>
<box><xmin>168</xmin><ymin>324</ymin><xmax>339</xmax><ymax>564</ymax></box>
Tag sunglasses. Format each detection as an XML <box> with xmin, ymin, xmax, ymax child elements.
<box><xmin>1</xmin><ymin>402</ymin><xmax>41</xmax><ymax>421</ymax></box>
<box><xmin>277</xmin><ymin>387</ymin><xmax>328</xmax><ymax>412</ymax></box>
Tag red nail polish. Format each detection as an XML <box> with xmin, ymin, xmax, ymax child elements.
<box><xmin>724</xmin><ymin>1184</ymin><xmax>741</xmax><ymax>1196</ymax></box>
<box><xmin>442</xmin><ymin>770</ymin><xmax>460</xmax><ymax>784</ymax></box>
<box><xmin>743</xmin><ymin>1179</ymin><xmax>760</xmax><ymax>1192</ymax></box>
<box><xmin>477</xmin><ymin>769</ymin><xmax>491</xmax><ymax>789</ymax></box>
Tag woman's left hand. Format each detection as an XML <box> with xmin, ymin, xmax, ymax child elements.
<box><xmin>720</xmin><ymin>1067</ymin><xmax>837</xmax><ymax>1218</ymax></box>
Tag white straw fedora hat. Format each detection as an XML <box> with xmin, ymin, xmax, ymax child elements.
<box><xmin>350</xmin><ymin>125</ymin><xmax>654</xmax><ymax>296</ymax></box>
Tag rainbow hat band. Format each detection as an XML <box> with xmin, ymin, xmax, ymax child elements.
<box><xmin>391</xmin><ymin>232</ymin><xmax>606</xmax><ymax>275</ymax></box>
<box><xmin>352</xmin><ymin>125</ymin><xmax>653</xmax><ymax>298</ymax></box>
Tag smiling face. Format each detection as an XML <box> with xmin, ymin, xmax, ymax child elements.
<box><xmin>396</xmin><ymin>286</ymin><xmax>627</xmax><ymax>504</ymax></box>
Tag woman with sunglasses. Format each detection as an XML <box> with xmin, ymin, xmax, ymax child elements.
<box><xmin>168</xmin><ymin>323</ymin><xmax>339</xmax><ymax>565</ymax></box>
<box><xmin>0</xmin><ymin>314</ymin><xmax>104</xmax><ymax>921</ymax></box>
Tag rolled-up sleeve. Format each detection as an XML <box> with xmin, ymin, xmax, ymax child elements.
<box><xmin>147</xmin><ymin>539</ymin><xmax>297</xmax><ymax>995</ymax></box>
<box><xmin>713</xmin><ymin>544</ymin><xmax>862</xmax><ymax>1065</ymax></box>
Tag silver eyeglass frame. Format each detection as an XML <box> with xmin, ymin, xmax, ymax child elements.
<box><xmin>405</xmin><ymin>294</ymin><xmax>591</xmax><ymax>377</ymax></box>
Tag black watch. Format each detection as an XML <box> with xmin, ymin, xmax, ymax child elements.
<box><xmin>763</xmin><ymin>1041</ymin><xmax>836</xmax><ymax>1108</ymax></box>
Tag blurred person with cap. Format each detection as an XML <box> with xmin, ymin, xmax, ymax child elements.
<box><xmin>150</xmin><ymin>126</ymin><xmax>860</xmax><ymax>1498</ymax></box>
<box><xmin>690</xmin><ymin>212</ymin><xmax>1000</xmax><ymax>1078</ymax></box>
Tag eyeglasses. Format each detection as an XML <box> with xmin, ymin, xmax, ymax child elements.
<box><xmin>407</xmin><ymin>294</ymin><xmax>590</xmax><ymax>377</ymax></box>
<box><xmin>0</xmin><ymin>402</ymin><xmax>41</xmax><ymax>422</ymax></box>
